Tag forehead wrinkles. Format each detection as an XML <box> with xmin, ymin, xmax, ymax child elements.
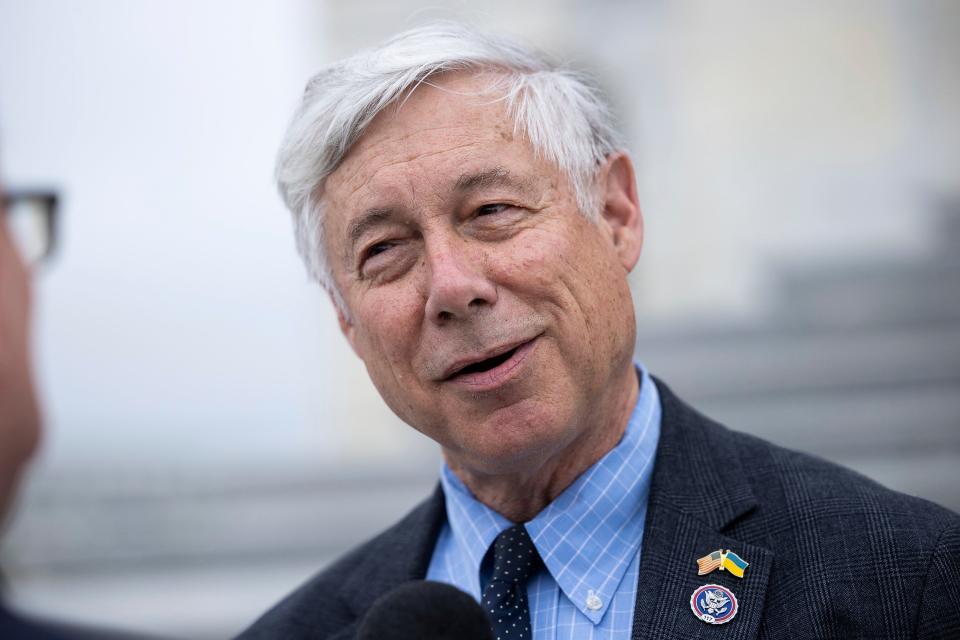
<box><xmin>335</xmin><ymin>133</ymin><xmax>490</xmax><ymax>203</ymax></box>
<box><xmin>326</xmin><ymin>128</ymin><xmax>521</xmax><ymax>240</ymax></box>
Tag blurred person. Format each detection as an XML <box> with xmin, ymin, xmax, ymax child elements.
<box><xmin>0</xmin><ymin>193</ymin><xmax>39</xmax><ymax>508</ymax></box>
<box><xmin>0</xmin><ymin>185</ymin><xmax>50</xmax><ymax>638</ymax></box>
<box><xmin>241</xmin><ymin>23</ymin><xmax>960</xmax><ymax>640</ymax></box>
<box><xmin>0</xmin><ymin>188</ymin><xmax>161</xmax><ymax>639</ymax></box>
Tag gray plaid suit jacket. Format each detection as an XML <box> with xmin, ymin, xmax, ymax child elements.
<box><xmin>239</xmin><ymin>380</ymin><xmax>960</xmax><ymax>639</ymax></box>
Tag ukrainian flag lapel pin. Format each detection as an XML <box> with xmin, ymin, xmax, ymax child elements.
<box><xmin>696</xmin><ymin>549</ymin><xmax>749</xmax><ymax>578</ymax></box>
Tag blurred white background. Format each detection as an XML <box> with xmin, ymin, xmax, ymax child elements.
<box><xmin>1</xmin><ymin>1</ymin><xmax>958</xmax><ymax>638</ymax></box>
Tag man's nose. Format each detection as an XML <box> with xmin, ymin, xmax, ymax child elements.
<box><xmin>423</xmin><ymin>244</ymin><xmax>497</xmax><ymax>323</ymax></box>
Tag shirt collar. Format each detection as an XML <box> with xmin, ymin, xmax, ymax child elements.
<box><xmin>440</xmin><ymin>465</ymin><xmax>512</xmax><ymax>597</ymax></box>
<box><xmin>439</xmin><ymin>363</ymin><xmax>662</xmax><ymax>624</ymax></box>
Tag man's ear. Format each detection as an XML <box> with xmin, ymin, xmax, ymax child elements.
<box><xmin>597</xmin><ymin>152</ymin><xmax>643</xmax><ymax>272</ymax></box>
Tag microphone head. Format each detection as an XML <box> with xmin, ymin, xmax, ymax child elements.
<box><xmin>356</xmin><ymin>580</ymin><xmax>494</xmax><ymax>640</ymax></box>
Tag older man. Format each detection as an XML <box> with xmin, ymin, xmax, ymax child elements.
<box><xmin>242</xmin><ymin>23</ymin><xmax>960</xmax><ymax>640</ymax></box>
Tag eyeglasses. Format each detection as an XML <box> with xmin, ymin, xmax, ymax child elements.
<box><xmin>2</xmin><ymin>190</ymin><xmax>58</xmax><ymax>264</ymax></box>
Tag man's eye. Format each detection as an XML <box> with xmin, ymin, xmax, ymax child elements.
<box><xmin>476</xmin><ymin>203</ymin><xmax>511</xmax><ymax>216</ymax></box>
<box><xmin>365</xmin><ymin>241</ymin><xmax>394</xmax><ymax>259</ymax></box>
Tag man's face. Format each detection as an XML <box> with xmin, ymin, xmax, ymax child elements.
<box><xmin>323</xmin><ymin>72</ymin><xmax>642</xmax><ymax>475</ymax></box>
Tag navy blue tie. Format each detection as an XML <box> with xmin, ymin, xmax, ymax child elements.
<box><xmin>481</xmin><ymin>525</ymin><xmax>543</xmax><ymax>640</ymax></box>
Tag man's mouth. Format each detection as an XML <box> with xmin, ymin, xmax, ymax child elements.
<box><xmin>451</xmin><ymin>345</ymin><xmax>521</xmax><ymax>377</ymax></box>
<box><xmin>442</xmin><ymin>336</ymin><xmax>540</xmax><ymax>389</ymax></box>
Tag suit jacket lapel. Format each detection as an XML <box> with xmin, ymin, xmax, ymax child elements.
<box><xmin>329</xmin><ymin>484</ymin><xmax>447</xmax><ymax>640</ymax></box>
<box><xmin>631</xmin><ymin>380</ymin><xmax>773</xmax><ymax>639</ymax></box>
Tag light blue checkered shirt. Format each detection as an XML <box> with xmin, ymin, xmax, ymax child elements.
<box><xmin>427</xmin><ymin>365</ymin><xmax>661</xmax><ymax>639</ymax></box>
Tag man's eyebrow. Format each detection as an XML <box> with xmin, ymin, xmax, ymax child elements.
<box><xmin>454</xmin><ymin>167</ymin><xmax>534</xmax><ymax>193</ymax></box>
<box><xmin>348</xmin><ymin>208</ymin><xmax>395</xmax><ymax>247</ymax></box>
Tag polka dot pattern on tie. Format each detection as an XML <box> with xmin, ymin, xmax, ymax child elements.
<box><xmin>481</xmin><ymin>525</ymin><xmax>543</xmax><ymax>640</ymax></box>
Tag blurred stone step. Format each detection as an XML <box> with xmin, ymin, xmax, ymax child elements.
<box><xmin>3</xmin><ymin>471</ymin><xmax>437</xmax><ymax>571</ymax></box>
<box><xmin>639</xmin><ymin>321</ymin><xmax>960</xmax><ymax>399</ymax></box>
<box><xmin>773</xmin><ymin>258</ymin><xmax>960</xmax><ymax>329</ymax></box>
<box><xmin>934</xmin><ymin>211</ymin><xmax>960</xmax><ymax>253</ymax></box>
<box><xmin>690</xmin><ymin>380</ymin><xmax>960</xmax><ymax>458</ymax></box>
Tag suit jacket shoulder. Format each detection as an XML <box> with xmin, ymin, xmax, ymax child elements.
<box><xmin>237</xmin><ymin>485</ymin><xmax>446</xmax><ymax>640</ymax></box>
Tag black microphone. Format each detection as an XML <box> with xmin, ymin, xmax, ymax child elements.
<box><xmin>355</xmin><ymin>580</ymin><xmax>494</xmax><ymax>640</ymax></box>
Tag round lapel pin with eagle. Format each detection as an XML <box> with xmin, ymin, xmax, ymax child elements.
<box><xmin>690</xmin><ymin>584</ymin><xmax>738</xmax><ymax>624</ymax></box>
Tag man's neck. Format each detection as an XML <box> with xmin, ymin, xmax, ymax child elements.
<box><xmin>445</xmin><ymin>365</ymin><xmax>640</xmax><ymax>523</ymax></box>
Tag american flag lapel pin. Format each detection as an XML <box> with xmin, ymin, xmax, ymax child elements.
<box><xmin>696</xmin><ymin>549</ymin><xmax>749</xmax><ymax>578</ymax></box>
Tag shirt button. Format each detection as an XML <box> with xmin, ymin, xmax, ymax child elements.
<box><xmin>586</xmin><ymin>592</ymin><xmax>603</xmax><ymax>611</ymax></box>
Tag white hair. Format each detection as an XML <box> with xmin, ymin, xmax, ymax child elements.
<box><xmin>276</xmin><ymin>21</ymin><xmax>623</xmax><ymax>312</ymax></box>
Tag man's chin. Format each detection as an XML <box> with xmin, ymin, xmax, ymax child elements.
<box><xmin>444</xmin><ymin>423</ymin><xmax>575</xmax><ymax>478</ymax></box>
